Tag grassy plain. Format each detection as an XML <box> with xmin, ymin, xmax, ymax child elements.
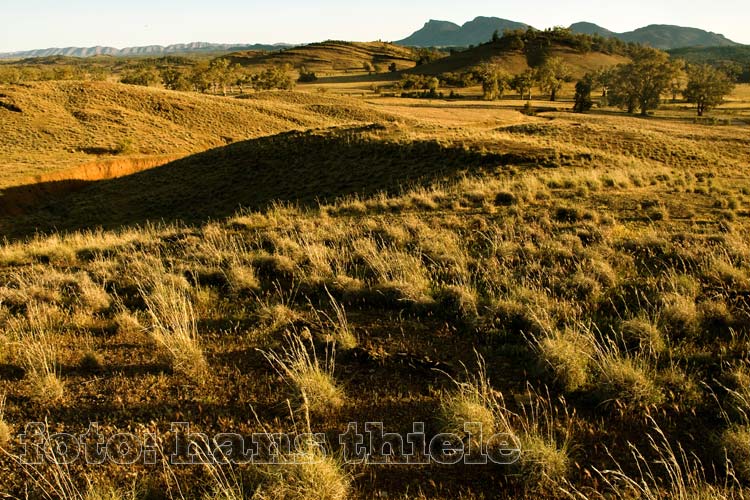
<box><xmin>0</xmin><ymin>76</ymin><xmax>749</xmax><ymax>499</ymax></box>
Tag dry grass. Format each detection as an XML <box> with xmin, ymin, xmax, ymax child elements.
<box><xmin>259</xmin><ymin>331</ymin><xmax>344</xmax><ymax>415</ymax></box>
<box><xmin>137</xmin><ymin>272</ymin><xmax>208</xmax><ymax>381</ymax></box>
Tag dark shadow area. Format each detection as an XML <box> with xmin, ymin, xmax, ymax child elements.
<box><xmin>0</xmin><ymin>100</ymin><xmax>22</xmax><ymax>113</ymax></box>
<box><xmin>1</xmin><ymin>125</ymin><xmax>536</xmax><ymax>239</ymax></box>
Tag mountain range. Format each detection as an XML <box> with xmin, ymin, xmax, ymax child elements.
<box><xmin>0</xmin><ymin>42</ymin><xmax>291</xmax><ymax>60</ymax></box>
<box><xmin>0</xmin><ymin>18</ymin><xmax>741</xmax><ymax>60</ymax></box>
<box><xmin>396</xmin><ymin>17</ymin><xmax>740</xmax><ymax>50</ymax></box>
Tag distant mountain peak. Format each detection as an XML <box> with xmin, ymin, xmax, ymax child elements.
<box><xmin>396</xmin><ymin>17</ymin><xmax>529</xmax><ymax>47</ymax></box>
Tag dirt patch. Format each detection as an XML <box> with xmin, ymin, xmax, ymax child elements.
<box><xmin>0</xmin><ymin>154</ymin><xmax>183</xmax><ymax>216</ymax></box>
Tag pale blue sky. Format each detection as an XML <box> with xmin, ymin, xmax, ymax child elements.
<box><xmin>1</xmin><ymin>0</ymin><xmax>748</xmax><ymax>52</ymax></box>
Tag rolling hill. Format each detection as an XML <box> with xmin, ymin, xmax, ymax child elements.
<box><xmin>224</xmin><ymin>41</ymin><xmax>419</xmax><ymax>73</ymax></box>
<box><xmin>0</xmin><ymin>81</ymin><xmax>397</xmax><ymax>189</ymax></box>
<box><xmin>407</xmin><ymin>39</ymin><xmax>628</xmax><ymax>78</ymax></box>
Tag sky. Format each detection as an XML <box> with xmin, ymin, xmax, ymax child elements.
<box><xmin>1</xmin><ymin>0</ymin><xmax>748</xmax><ymax>53</ymax></box>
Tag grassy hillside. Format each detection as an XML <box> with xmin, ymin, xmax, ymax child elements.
<box><xmin>0</xmin><ymin>81</ymin><xmax>395</xmax><ymax>188</ymax></box>
<box><xmin>225</xmin><ymin>41</ymin><xmax>420</xmax><ymax>74</ymax></box>
<box><xmin>409</xmin><ymin>42</ymin><xmax>628</xmax><ymax>78</ymax></box>
<box><xmin>0</xmin><ymin>97</ymin><xmax>749</xmax><ymax>498</ymax></box>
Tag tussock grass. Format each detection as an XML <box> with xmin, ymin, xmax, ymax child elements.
<box><xmin>529</xmin><ymin>326</ymin><xmax>593</xmax><ymax>393</ymax></box>
<box><xmin>137</xmin><ymin>273</ymin><xmax>208</xmax><ymax>381</ymax></box>
<box><xmin>252</xmin><ymin>441</ymin><xmax>349</xmax><ymax>500</ymax></box>
<box><xmin>439</xmin><ymin>354</ymin><xmax>507</xmax><ymax>445</ymax></box>
<box><xmin>259</xmin><ymin>331</ymin><xmax>344</xmax><ymax>415</ymax></box>
<box><xmin>311</xmin><ymin>289</ymin><xmax>357</xmax><ymax>350</ymax></box>
<box><xmin>9</xmin><ymin>303</ymin><xmax>65</xmax><ymax>404</ymax></box>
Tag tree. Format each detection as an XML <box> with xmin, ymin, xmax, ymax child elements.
<box><xmin>297</xmin><ymin>66</ymin><xmax>318</xmax><ymax>83</ymax></box>
<box><xmin>161</xmin><ymin>68</ymin><xmax>192</xmax><ymax>91</ymax></box>
<box><xmin>573</xmin><ymin>78</ymin><xmax>593</xmax><ymax>113</ymax></box>
<box><xmin>477</xmin><ymin>63</ymin><xmax>508</xmax><ymax>100</ymax></box>
<box><xmin>363</xmin><ymin>62</ymin><xmax>374</xmax><ymax>75</ymax></box>
<box><xmin>253</xmin><ymin>65</ymin><xmax>295</xmax><ymax>91</ymax></box>
<box><xmin>535</xmin><ymin>57</ymin><xmax>571</xmax><ymax>101</ymax></box>
<box><xmin>120</xmin><ymin>68</ymin><xmax>160</xmax><ymax>87</ymax></box>
<box><xmin>388</xmin><ymin>62</ymin><xmax>398</xmax><ymax>73</ymax></box>
<box><xmin>511</xmin><ymin>70</ymin><xmax>535</xmax><ymax>100</ymax></box>
<box><xmin>683</xmin><ymin>64</ymin><xmax>735</xmax><ymax>117</ymax></box>
<box><xmin>607</xmin><ymin>47</ymin><xmax>682</xmax><ymax>115</ymax></box>
<box><xmin>491</xmin><ymin>30</ymin><xmax>500</xmax><ymax>43</ymax></box>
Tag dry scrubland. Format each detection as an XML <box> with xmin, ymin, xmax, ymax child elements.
<box><xmin>0</xmin><ymin>79</ymin><xmax>749</xmax><ymax>499</ymax></box>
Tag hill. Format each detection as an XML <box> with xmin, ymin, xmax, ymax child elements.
<box><xmin>668</xmin><ymin>45</ymin><xmax>750</xmax><ymax>81</ymax></box>
<box><xmin>569</xmin><ymin>22</ymin><xmax>740</xmax><ymax>49</ymax></box>
<box><xmin>225</xmin><ymin>41</ymin><xmax>419</xmax><ymax>73</ymax></box>
<box><xmin>396</xmin><ymin>17</ymin><xmax>529</xmax><ymax>47</ymax></box>
<box><xmin>0</xmin><ymin>81</ymin><xmax>396</xmax><ymax>189</ymax></box>
<box><xmin>0</xmin><ymin>42</ymin><xmax>292</xmax><ymax>60</ymax></box>
<box><xmin>408</xmin><ymin>35</ymin><xmax>628</xmax><ymax>78</ymax></box>
<box><xmin>569</xmin><ymin>22</ymin><xmax>617</xmax><ymax>38</ymax></box>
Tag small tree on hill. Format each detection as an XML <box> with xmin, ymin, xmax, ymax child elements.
<box><xmin>363</xmin><ymin>62</ymin><xmax>374</xmax><ymax>75</ymax></box>
<box><xmin>683</xmin><ymin>64</ymin><xmax>735</xmax><ymax>117</ymax></box>
<box><xmin>535</xmin><ymin>57</ymin><xmax>571</xmax><ymax>101</ymax></box>
<box><xmin>389</xmin><ymin>62</ymin><xmax>398</xmax><ymax>73</ymax></box>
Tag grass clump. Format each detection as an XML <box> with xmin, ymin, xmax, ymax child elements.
<box><xmin>253</xmin><ymin>442</ymin><xmax>349</xmax><ymax>500</ymax></box>
<box><xmin>138</xmin><ymin>275</ymin><xmax>208</xmax><ymax>381</ymax></box>
<box><xmin>592</xmin><ymin>340</ymin><xmax>664</xmax><ymax>410</ymax></box>
<box><xmin>529</xmin><ymin>327</ymin><xmax>592</xmax><ymax>393</ymax></box>
<box><xmin>438</xmin><ymin>354</ymin><xmax>504</xmax><ymax>445</ymax></box>
<box><xmin>10</xmin><ymin>304</ymin><xmax>65</xmax><ymax>404</ymax></box>
<box><xmin>620</xmin><ymin>316</ymin><xmax>666</xmax><ymax>356</ymax></box>
<box><xmin>720</xmin><ymin>425</ymin><xmax>750</xmax><ymax>483</ymax></box>
<box><xmin>259</xmin><ymin>331</ymin><xmax>344</xmax><ymax>415</ymax></box>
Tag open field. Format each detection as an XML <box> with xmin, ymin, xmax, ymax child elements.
<box><xmin>0</xmin><ymin>71</ymin><xmax>749</xmax><ymax>499</ymax></box>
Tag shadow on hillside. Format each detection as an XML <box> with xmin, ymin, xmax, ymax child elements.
<box><xmin>0</xmin><ymin>125</ymin><xmax>535</xmax><ymax>240</ymax></box>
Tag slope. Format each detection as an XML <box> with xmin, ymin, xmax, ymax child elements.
<box><xmin>408</xmin><ymin>40</ymin><xmax>627</xmax><ymax>78</ymax></box>
<box><xmin>225</xmin><ymin>41</ymin><xmax>419</xmax><ymax>73</ymax></box>
<box><xmin>0</xmin><ymin>81</ymin><xmax>397</xmax><ymax>189</ymax></box>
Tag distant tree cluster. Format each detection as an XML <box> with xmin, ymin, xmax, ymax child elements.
<box><xmin>0</xmin><ymin>63</ymin><xmax>108</xmax><ymax>84</ymax></box>
<box><xmin>490</xmin><ymin>27</ymin><xmax>633</xmax><ymax>67</ymax></box>
<box><xmin>572</xmin><ymin>47</ymin><xmax>735</xmax><ymax>116</ymax></box>
<box><xmin>396</xmin><ymin>74</ymin><xmax>441</xmax><ymax>98</ymax></box>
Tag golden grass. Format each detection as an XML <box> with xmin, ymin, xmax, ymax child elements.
<box><xmin>259</xmin><ymin>331</ymin><xmax>344</xmax><ymax>415</ymax></box>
